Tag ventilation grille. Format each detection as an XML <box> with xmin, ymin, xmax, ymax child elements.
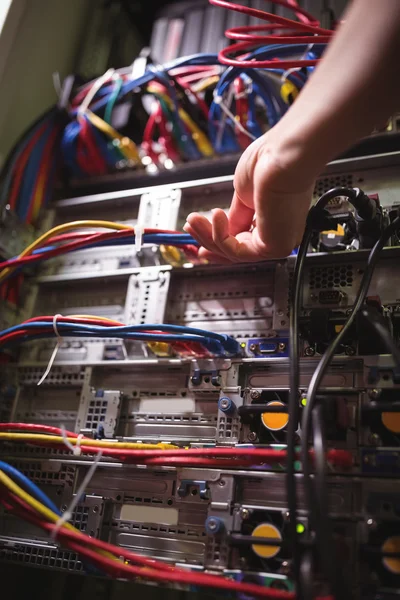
<box><xmin>0</xmin><ymin>444</ymin><xmax>71</xmax><ymax>458</ymax></box>
<box><xmin>0</xmin><ymin>544</ymin><xmax>83</xmax><ymax>572</ymax></box>
<box><xmin>18</xmin><ymin>366</ymin><xmax>85</xmax><ymax>386</ymax></box>
<box><xmin>115</xmin><ymin>521</ymin><xmax>206</xmax><ymax>538</ymax></box>
<box><xmin>218</xmin><ymin>415</ymin><xmax>240</xmax><ymax>440</ymax></box>
<box><xmin>85</xmin><ymin>398</ymin><xmax>108</xmax><ymax>429</ymax></box>
<box><xmin>309</xmin><ymin>265</ymin><xmax>354</xmax><ymax>290</ymax></box>
<box><xmin>71</xmin><ymin>506</ymin><xmax>90</xmax><ymax>532</ymax></box>
<box><xmin>10</xmin><ymin>461</ymin><xmax>75</xmax><ymax>485</ymax></box>
<box><xmin>205</xmin><ymin>536</ymin><xmax>228</xmax><ymax>565</ymax></box>
<box><xmin>125</xmin><ymin>413</ymin><xmax>217</xmax><ymax>424</ymax></box>
<box><xmin>313</xmin><ymin>174</ymin><xmax>354</xmax><ymax>201</ymax></box>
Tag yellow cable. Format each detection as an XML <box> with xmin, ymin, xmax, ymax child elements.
<box><xmin>0</xmin><ymin>469</ymin><xmax>116</xmax><ymax>560</ymax></box>
<box><xmin>192</xmin><ymin>76</ymin><xmax>220</xmax><ymax>93</ymax></box>
<box><xmin>0</xmin><ymin>432</ymin><xmax>178</xmax><ymax>450</ymax></box>
<box><xmin>0</xmin><ymin>220</ymin><xmax>133</xmax><ymax>283</ymax></box>
<box><xmin>85</xmin><ymin>110</ymin><xmax>141</xmax><ymax>163</ymax></box>
<box><xmin>69</xmin><ymin>314</ymin><xmax>124</xmax><ymax>324</ymax></box>
<box><xmin>147</xmin><ymin>86</ymin><xmax>214</xmax><ymax>158</ymax></box>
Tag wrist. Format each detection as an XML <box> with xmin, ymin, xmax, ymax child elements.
<box><xmin>259</xmin><ymin>123</ymin><xmax>322</xmax><ymax>192</ymax></box>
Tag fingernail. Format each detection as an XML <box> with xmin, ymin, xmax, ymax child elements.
<box><xmin>183</xmin><ymin>222</ymin><xmax>189</xmax><ymax>232</ymax></box>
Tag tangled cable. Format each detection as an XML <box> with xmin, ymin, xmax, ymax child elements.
<box><xmin>210</xmin><ymin>0</ymin><xmax>333</xmax><ymax>68</ymax></box>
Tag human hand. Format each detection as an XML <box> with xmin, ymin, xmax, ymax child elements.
<box><xmin>183</xmin><ymin>129</ymin><xmax>316</xmax><ymax>263</ymax></box>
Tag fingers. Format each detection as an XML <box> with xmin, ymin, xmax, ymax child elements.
<box><xmin>227</xmin><ymin>191</ymin><xmax>254</xmax><ymax>236</ymax></box>
<box><xmin>184</xmin><ymin>209</ymin><xmax>273</xmax><ymax>263</ymax></box>
<box><xmin>184</xmin><ymin>213</ymin><xmax>227</xmax><ymax>258</ymax></box>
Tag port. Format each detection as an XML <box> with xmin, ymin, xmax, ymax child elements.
<box><xmin>259</xmin><ymin>341</ymin><xmax>278</xmax><ymax>354</ymax></box>
<box><xmin>247</xmin><ymin>339</ymin><xmax>289</xmax><ymax>357</ymax></box>
<box><xmin>318</xmin><ymin>290</ymin><xmax>343</xmax><ymax>305</ymax></box>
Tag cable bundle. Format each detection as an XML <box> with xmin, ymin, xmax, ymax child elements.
<box><xmin>0</xmin><ymin>107</ymin><xmax>66</xmax><ymax>225</ymax></box>
<box><xmin>0</xmin><ymin>456</ymin><xmax>298</xmax><ymax>599</ymax></box>
<box><xmin>0</xmin><ymin>1</ymin><xmax>334</xmax><ymax>226</ymax></box>
<box><xmin>0</xmin><ymin>220</ymin><xmax>199</xmax><ymax>286</ymax></box>
<box><xmin>0</xmin><ymin>422</ymin><xmax>352</xmax><ymax>468</ymax></box>
<box><xmin>0</xmin><ymin>315</ymin><xmax>241</xmax><ymax>357</ymax></box>
<box><xmin>211</xmin><ymin>0</ymin><xmax>332</xmax><ymax>68</ymax></box>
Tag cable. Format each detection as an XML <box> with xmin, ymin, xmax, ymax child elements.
<box><xmin>0</xmin><ymin>483</ymin><xmax>297</xmax><ymax>599</ymax></box>
<box><xmin>210</xmin><ymin>0</ymin><xmax>331</xmax><ymax>68</ymax></box>
<box><xmin>359</xmin><ymin>305</ymin><xmax>400</xmax><ymax>369</ymax></box>
<box><xmin>0</xmin><ymin>460</ymin><xmax>60</xmax><ymax>514</ymax></box>
<box><xmin>287</xmin><ymin>219</ymin><xmax>313</xmax><ymax>598</ymax></box>
<box><xmin>311</xmin><ymin>403</ymin><xmax>348</xmax><ymax>600</ymax></box>
<box><xmin>299</xmin><ymin>195</ymin><xmax>400</xmax><ymax>596</ymax></box>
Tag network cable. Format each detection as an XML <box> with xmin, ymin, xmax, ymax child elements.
<box><xmin>0</xmin><ymin>221</ymin><xmax>199</xmax><ymax>285</ymax></box>
<box><xmin>0</xmin><ymin>315</ymin><xmax>241</xmax><ymax>357</ymax></box>
<box><xmin>0</xmin><ymin>459</ymin><xmax>312</xmax><ymax>599</ymax></box>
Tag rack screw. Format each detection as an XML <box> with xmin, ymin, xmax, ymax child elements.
<box><xmin>249</xmin><ymin>344</ymin><xmax>257</xmax><ymax>352</ymax></box>
<box><xmin>278</xmin><ymin>343</ymin><xmax>286</xmax><ymax>351</ymax></box>
<box><xmin>368</xmin><ymin>433</ymin><xmax>381</xmax><ymax>446</ymax></box>
<box><xmin>304</xmin><ymin>346</ymin><xmax>315</xmax><ymax>357</ymax></box>
<box><xmin>248</xmin><ymin>432</ymin><xmax>258</xmax><ymax>442</ymax></box>
<box><xmin>240</xmin><ymin>508</ymin><xmax>250</xmax><ymax>521</ymax></box>
<box><xmin>250</xmin><ymin>390</ymin><xmax>261</xmax><ymax>400</ymax></box>
<box><xmin>280</xmin><ymin>561</ymin><xmax>291</xmax><ymax>575</ymax></box>
<box><xmin>367</xmin><ymin>518</ymin><xmax>377</xmax><ymax>530</ymax></box>
<box><xmin>368</xmin><ymin>389</ymin><xmax>381</xmax><ymax>399</ymax></box>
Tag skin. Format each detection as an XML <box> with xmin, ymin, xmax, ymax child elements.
<box><xmin>184</xmin><ymin>0</ymin><xmax>400</xmax><ymax>263</ymax></box>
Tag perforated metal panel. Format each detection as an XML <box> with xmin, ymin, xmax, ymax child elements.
<box><xmin>309</xmin><ymin>264</ymin><xmax>354</xmax><ymax>290</ymax></box>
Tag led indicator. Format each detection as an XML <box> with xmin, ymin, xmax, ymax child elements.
<box><xmin>301</xmin><ymin>398</ymin><xmax>307</xmax><ymax>407</ymax></box>
<box><xmin>296</xmin><ymin>523</ymin><xmax>305</xmax><ymax>534</ymax></box>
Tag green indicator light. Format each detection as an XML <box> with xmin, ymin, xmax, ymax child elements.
<box><xmin>301</xmin><ymin>397</ymin><xmax>307</xmax><ymax>407</ymax></box>
<box><xmin>240</xmin><ymin>342</ymin><xmax>246</xmax><ymax>348</ymax></box>
<box><xmin>294</xmin><ymin>460</ymin><xmax>301</xmax><ymax>472</ymax></box>
<box><xmin>296</xmin><ymin>523</ymin><xmax>305</xmax><ymax>534</ymax></box>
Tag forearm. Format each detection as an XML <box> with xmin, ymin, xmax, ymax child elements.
<box><xmin>275</xmin><ymin>0</ymin><xmax>400</xmax><ymax>179</ymax></box>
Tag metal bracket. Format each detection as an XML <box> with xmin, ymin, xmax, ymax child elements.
<box><xmin>177</xmin><ymin>479</ymin><xmax>209</xmax><ymax>500</ymax></box>
<box><xmin>137</xmin><ymin>189</ymin><xmax>181</xmax><ymax>230</ymax></box>
<box><xmin>124</xmin><ymin>267</ymin><xmax>171</xmax><ymax>325</ymax></box>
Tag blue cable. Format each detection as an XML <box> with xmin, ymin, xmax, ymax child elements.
<box><xmin>18</xmin><ymin>119</ymin><xmax>55</xmax><ymax>222</ymax></box>
<box><xmin>0</xmin><ymin>460</ymin><xmax>61</xmax><ymax>515</ymax></box>
<box><xmin>0</xmin><ymin>321</ymin><xmax>240</xmax><ymax>355</ymax></box>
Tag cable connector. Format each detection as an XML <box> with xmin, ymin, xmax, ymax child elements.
<box><xmin>306</xmin><ymin>206</ymin><xmax>336</xmax><ymax>232</ymax></box>
<box><xmin>351</xmin><ymin>188</ymin><xmax>377</xmax><ymax>221</ymax></box>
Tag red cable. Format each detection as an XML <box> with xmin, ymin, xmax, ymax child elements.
<box><xmin>0</xmin><ymin>491</ymin><xmax>295</xmax><ymax>599</ymax></box>
<box><xmin>8</xmin><ymin>121</ymin><xmax>50</xmax><ymax>211</ymax></box>
<box><xmin>209</xmin><ymin>0</ymin><xmax>333</xmax><ymax>68</ymax></box>
<box><xmin>0</xmin><ymin>424</ymin><xmax>354</xmax><ymax>467</ymax></box>
<box><xmin>0</xmin><ymin>423</ymin><xmax>80</xmax><ymax>438</ymax></box>
<box><xmin>1</xmin><ymin>488</ymin><xmax>335</xmax><ymax>600</ymax></box>
<box><xmin>0</xmin><ymin>227</ymin><xmax>195</xmax><ymax>271</ymax></box>
<box><xmin>26</xmin><ymin>125</ymin><xmax>62</xmax><ymax>224</ymax></box>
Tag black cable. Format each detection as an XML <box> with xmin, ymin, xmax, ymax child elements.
<box><xmin>287</xmin><ymin>221</ymin><xmax>313</xmax><ymax>599</ymax></box>
<box><xmin>301</xmin><ymin>208</ymin><xmax>400</xmax><ymax>596</ymax></box>
<box><xmin>359</xmin><ymin>306</ymin><xmax>400</xmax><ymax>369</ymax></box>
<box><xmin>299</xmin><ymin>550</ymin><xmax>314</xmax><ymax>600</ymax></box>
<box><xmin>311</xmin><ymin>403</ymin><xmax>349</xmax><ymax>599</ymax></box>
<box><xmin>288</xmin><ymin>186</ymin><xmax>379</xmax><ymax>598</ymax></box>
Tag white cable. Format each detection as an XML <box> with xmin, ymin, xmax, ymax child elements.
<box><xmin>37</xmin><ymin>314</ymin><xmax>63</xmax><ymax>386</ymax></box>
<box><xmin>214</xmin><ymin>93</ymin><xmax>256</xmax><ymax>141</ymax></box>
<box><xmin>60</xmin><ymin>424</ymin><xmax>76</xmax><ymax>454</ymax></box>
<box><xmin>281</xmin><ymin>43</ymin><xmax>314</xmax><ymax>83</ymax></box>
<box><xmin>51</xmin><ymin>450</ymin><xmax>103</xmax><ymax>541</ymax></box>
<box><xmin>78</xmin><ymin>68</ymin><xmax>115</xmax><ymax>116</ymax></box>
